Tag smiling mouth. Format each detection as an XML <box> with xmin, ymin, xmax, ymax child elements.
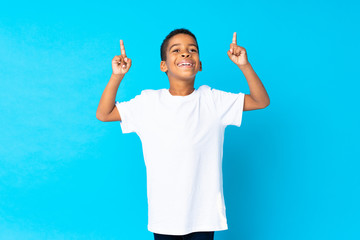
<box><xmin>177</xmin><ymin>62</ymin><xmax>195</xmax><ymax>68</ymax></box>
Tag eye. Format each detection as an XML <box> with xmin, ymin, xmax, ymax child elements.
<box><xmin>190</xmin><ymin>49</ymin><xmax>198</xmax><ymax>53</ymax></box>
<box><xmin>173</xmin><ymin>49</ymin><xmax>180</xmax><ymax>53</ymax></box>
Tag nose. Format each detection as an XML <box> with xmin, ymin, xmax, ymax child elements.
<box><xmin>181</xmin><ymin>52</ymin><xmax>190</xmax><ymax>58</ymax></box>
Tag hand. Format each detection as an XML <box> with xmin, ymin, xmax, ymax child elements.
<box><xmin>227</xmin><ymin>32</ymin><xmax>249</xmax><ymax>67</ymax></box>
<box><xmin>112</xmin><ymin>40</ymin><xmax>132</xmax><ymax>75</ymax></box>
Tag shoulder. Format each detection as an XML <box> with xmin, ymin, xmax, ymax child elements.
<box><xmin>140</xmin><ymin>89</ymin><xmax>161</xmax><ymax>95</ymax></box>
<box><xmin>135</xmin><ymin>89</ymin><xmax>160</xmax><ymax>98</ymax></box>
<box><xmin>198</xmin><ymin>85</ymin><xmax>225</xmax><ymax>97</ymax></box>
<box><xmin>197</xmin><ymin>85</ymin><xmax>212</xmax><ymax>96</ymax></box>
<box><xmin>198</xmin><ymin>85</ymin><xmax>227</xmax><ymax>94</ymax></box>
<box><xmin>202</xmin><ymin>86</ymin><xmax>245</xmax><ymax>105</ymax></box>
<box><xmin>137</xmin><ymin>89</ymin><xmax>162</xmax><ymax>102</ymax></box>
<box><xmin>198</xmin><ymin>85</ymin><xmax>211</xmax><ymax>91</ymax></box>
<box><xmin>204</xmin><ymin>85</ymin><xmax>244</xmax><ymax>96</ymax></box>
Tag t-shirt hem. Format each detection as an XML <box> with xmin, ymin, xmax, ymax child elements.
<box><xmin>148</xmin><ymin>224</ymin><xmax>228</xmax><ymax>235</ymax></box>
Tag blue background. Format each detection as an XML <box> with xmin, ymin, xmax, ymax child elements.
<box><xmin>1</xmin><ymin>0</ymin><xmax>359</xmax><ymax>239</ymax></box>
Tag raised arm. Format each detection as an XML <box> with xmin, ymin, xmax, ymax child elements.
<box><xmin>96</xmin><ymin>40</ymin><xmax>132</xmax><ymax>122</ymax></box>
<box><xmin>227</xmin><ymin>32</ymin><xmax>270</xmax><ymax>111</ymax></box>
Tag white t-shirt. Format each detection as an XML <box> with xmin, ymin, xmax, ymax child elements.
<box><xmin>115</xmin><ymin>84</ymin><xmax>245</xmax><ymax>235</ymax></box>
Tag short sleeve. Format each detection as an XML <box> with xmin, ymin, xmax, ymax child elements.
<box><xmin>211</xmin><ymin>88</ymin><xmax>245</xmax><ymax>127</ymax></box>
<box><xmin>115</xmin><ymin>91</ymin><xmax>145</xmax><ymax>134</ymax></box>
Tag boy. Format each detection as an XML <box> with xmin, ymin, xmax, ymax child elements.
<box><xmin>96</xmin><ymin>28</ymin><xmax>270</xmax><ymax>240</ymax></box>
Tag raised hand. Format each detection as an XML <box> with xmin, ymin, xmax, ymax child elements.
<box><xmin>227</xmin><ymin>32</ymin><xmax>249</xmax><ymax>67</ymax></box>
<box><xmin>112</xmin><ymin>40</ymin><xmax>132</xmax><ymax>75</ymax></box>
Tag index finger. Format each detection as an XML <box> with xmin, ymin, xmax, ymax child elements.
<box><xmin>120</xmin><ymin>39</ymin><xmax>126</xmax><ymax>56</ymax></box>
<box><xmin>232</xmin><ymin>32</ymin><xmax>237</xmax><ymax>44</ymax></box>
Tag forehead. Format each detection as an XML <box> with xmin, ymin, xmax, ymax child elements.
<box><xmin>167</xmin><ymin>34</ymin><xmax>197</xmax><ymax>49</ymax></box>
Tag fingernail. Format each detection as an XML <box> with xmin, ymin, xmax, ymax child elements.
<box><xmin>124</xmin><ymin>58</ymin><xmax>128</xmax><ymax>62</ymax></box>
<box><xmin>122</xmin><ymin>65</ymin><xmax>126</xmax><ymax>68</ymax></box>
<box><xmin>230</xmin><ymin>49</ymin><xmax>233</xmax><ymax>53</ymax></box>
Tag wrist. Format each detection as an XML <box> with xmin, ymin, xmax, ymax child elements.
<box><xmin>111</xmin><ymin>73</ymin><xmax>125</xmax><ymax>79</ymax></box>
<box><xmin>237</xmin><ymin>62</ymin><xmax>251</xmax><ymax>71</ymax></box>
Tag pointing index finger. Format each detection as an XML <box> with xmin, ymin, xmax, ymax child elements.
<box><xmin>120</xmin><ymin>39</ymin><xmax>126</xmax><ymax>56</ymax></box>
<box><xmin>232</xmin><ymin>32</ymin><xmax>237</xmax><ymax>44</ymax></box>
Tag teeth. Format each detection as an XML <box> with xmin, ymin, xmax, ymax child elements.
<box><xmin>178</xmin><ymin>63</ymin><xmax>193</xmax><ymax>66</ymax></box>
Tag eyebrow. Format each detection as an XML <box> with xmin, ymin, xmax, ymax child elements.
<box><xmin>169</xmin><ymin>43</ymin><xmax>198</xmax><ymax>51</ymax></box>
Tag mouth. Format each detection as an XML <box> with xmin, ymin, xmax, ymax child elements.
<box><xmin>177</xmin><ymin>61</ymin><xmax>195</xmax><ymax>68</ymax></box>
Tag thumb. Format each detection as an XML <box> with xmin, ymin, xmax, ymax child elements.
<box><xmin>227</xmin><ymin>50</ymin><xmax>232</xmax><ymax>59</ymax></box>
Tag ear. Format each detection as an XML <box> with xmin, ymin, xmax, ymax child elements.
<box><xmin>160</xmin><ymin>61</ymin><xmax>168</xmax><ymax>72</ymax></box>
<box><xmin>199</xmin><ymin>61</ymin><xmax>202</xmax><ymax>71</ymax></box>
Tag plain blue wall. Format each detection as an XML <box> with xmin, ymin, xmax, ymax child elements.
<box><xmin>1</xmin><ymin>0</ymin><xmax>359</xmax><ymax>239</ymax></box>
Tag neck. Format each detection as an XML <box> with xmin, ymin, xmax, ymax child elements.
<box><xmin>169</xmin><ymin>86</ymin><xmax>195</xmax><ymax>96</ymax></box>
<box><xmin>168</xmin><ymin>78</ymin><xmax>195</xmax><ymax>96</ymax></box>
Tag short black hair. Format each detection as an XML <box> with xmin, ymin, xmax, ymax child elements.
<box><xmin>160</xmin><ymin>28</ymin><xmax>199</xmax><ymax>61</ymax></box>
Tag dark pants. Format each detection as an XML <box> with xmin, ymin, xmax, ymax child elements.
<box><xmin>154</xmin><ymin>231</ymin><xmax>214</xmax><ymax>240</ymax></box>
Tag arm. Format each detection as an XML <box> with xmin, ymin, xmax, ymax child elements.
<box><xmin>96</xmin><ymin>73</ymin><xmax>124</xmax><ymax>122</ymax></box>
<box><xmin>239</xmin><ymin>63</ymin><xmax>270</xmax><ymax>111</ymax></box>
<box><xmin>96</xmin><ymin>40</ymin><xmax>132</xmax><ymax>122</ymax></box>
<box><xmin>228</xmin><ymin>32</ymin><xmax>270</xmax><ymax>111</ymax></box>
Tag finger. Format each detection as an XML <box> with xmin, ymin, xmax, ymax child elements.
<box><xmin>120</xmin><ymin>56</ymin><xmax>131</xmax><ymax>69</ymax></box>
<box><xmin>235</xmin><ymin>47</ymin><xmax>242</xmax><ymax>56</ymax></box>
<box><xmin>113</xmin><ymin>55</ymin><xmax>122</xmax><ymax>64</ymax></box>
<box><xmin>233</xmin><ymin>46</ymin><xmax>240</xmax><ymax>56</ymax></box>
<box><xmin>119</xmin><ymin>56</ymin><xmax>126</xmax><ymax>68</ymax></box>
<box><xmin>120</xmin><ymin>40</ymin><xmax>126</xmax><ymax>56</ymax></box>
<box><xmin>230</xmin><ymin>43</ymin><xmax>235</xmax><ymax>54</ymax></box>
<box><xmin>232</xmin><ymin>32</ymin><xmax>237</xmax><ymax>44</ymax></box>
<box><xmin>237</xmin><ymin>46</ymin><xmax>246</xmax><ymax>56</ymax></box>
<box><xmin>125</xmin><ymin>58</ymin><xmax>132</xmax><ymax>69</ymax></box>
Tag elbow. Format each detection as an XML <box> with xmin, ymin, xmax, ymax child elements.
<box><xmin>249</xmin><ymin>94</ymin><xmax>270</xmax><ymax>110</ymax></box>
<box><xmin>260</xmin><ymin>98</ymin><xmax>270</xmax><ymax>109</ymax></box>
<box><xmin>264</xmin><ymin>99</ymin><xmax>270</xmax><ymax>108</ymax></box>
<box><xmin>96</xmin><ymin>112</ymin><xmax>106</xmax><ymax>122</ymax></box>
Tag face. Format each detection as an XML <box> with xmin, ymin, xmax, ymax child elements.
<box><xmin>160</xmin><ymin>34</ymin><xmax>202</xmax><ymax>80</ymax></box>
